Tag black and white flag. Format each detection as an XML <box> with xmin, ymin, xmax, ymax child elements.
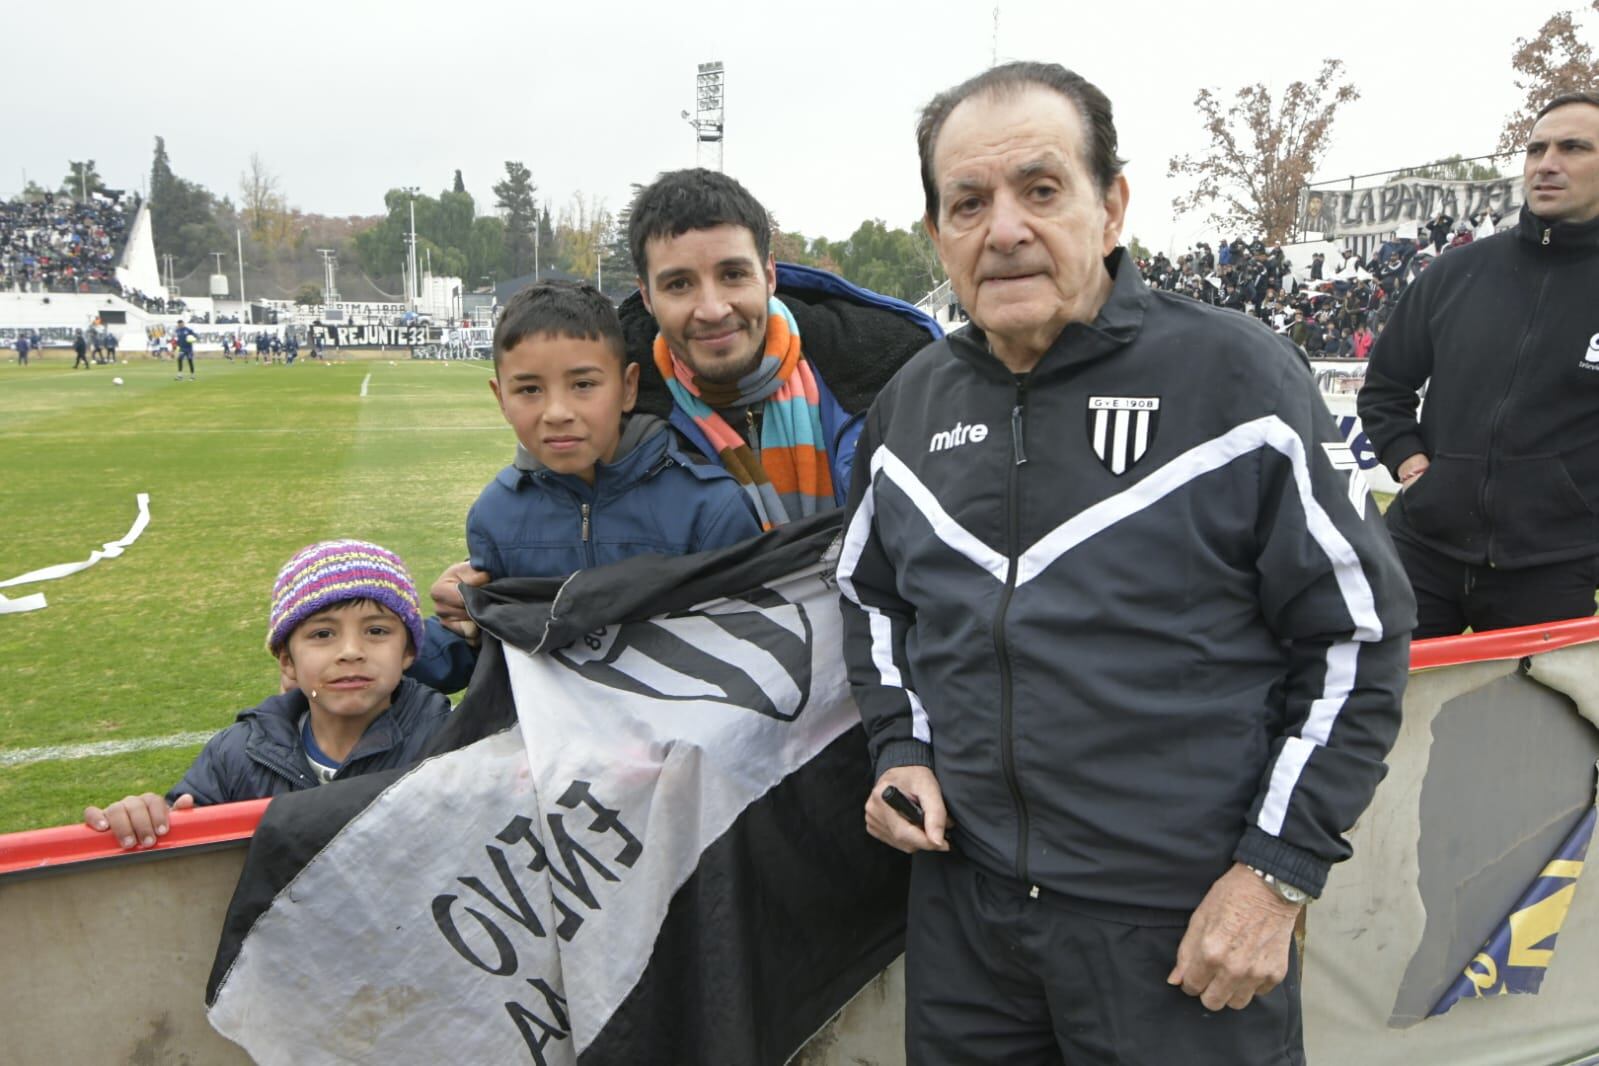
<box><xmin>206</xmin><ymin>515</ymin><xmax>908</xmax><ymax>1065</ymax></box>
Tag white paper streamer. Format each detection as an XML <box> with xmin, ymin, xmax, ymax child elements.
<box><xmin>0</xmin><ymin>593</ymin><xmax>48</xmax><ymax>614</ymax></box>
<box><xmin>0</xmin><ymin>493</ymin><xmax>152</xmax><ymax>614</ymax></box>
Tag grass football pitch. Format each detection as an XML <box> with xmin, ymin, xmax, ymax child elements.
<box><xmin>0</xmin><ymin>350</ymin><xmax>508</xmax><ymax>833</ymax></box>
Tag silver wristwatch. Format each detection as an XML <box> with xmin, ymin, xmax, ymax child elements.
<box><xmin>1249</xmin><ymin>866</ymin><xmax>1312</xmax><ymax>906</ymax></box>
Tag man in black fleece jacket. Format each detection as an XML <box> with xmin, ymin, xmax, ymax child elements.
<box><xmin>1359</xmin><ymin>92</ymin><xmax>1599</xmax><ymax>637</ymax></box>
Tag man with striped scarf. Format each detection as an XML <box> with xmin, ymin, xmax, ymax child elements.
<box><xmin>424</xmin><ymin>170</ymin><xmax>938</xmax><ymax>648</ymax></box>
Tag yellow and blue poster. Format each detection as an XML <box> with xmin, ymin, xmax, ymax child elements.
<box><xmin>1430</xmin><ymin>807</ymin><xmax>1596</xmax><ymax>1016</ymax></box>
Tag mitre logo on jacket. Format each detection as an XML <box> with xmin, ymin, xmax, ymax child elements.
<box><xmin>927</xmin><ymin>420</ymin><xmax>990</xmax><ymax>453</ymax></box>
<box><xmin>1087</xmin><ymin>396</ymin><xmax>1160</xmax><ymax>475</ymax></box>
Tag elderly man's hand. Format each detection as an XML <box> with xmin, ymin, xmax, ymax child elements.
<box><xmin>430</xmin><ymin>561</ymin><xmax>490</xmax><ymax>633</ymax></box>
<box><xmin>1167</xmin><ymin>863</ymin><xmax>1301</xmax><ymax>1011</ymax></box>
<box><xmin>864</xmin><ymin>766</ymin><xmax>950</xmax><ymax>854</ymax></box>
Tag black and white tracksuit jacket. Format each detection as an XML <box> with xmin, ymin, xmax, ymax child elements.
<box><xmin>838</xmin><ymin>252</ymin><xmax>1415</xmax><ymax>911</ymax></box>
<box><xmin>1358</xmin><ymin>206</ymin><xmax>1599</xmax><ymax>569</ymax></box>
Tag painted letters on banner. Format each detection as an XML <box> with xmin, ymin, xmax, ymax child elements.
<box><xmin>1299</xmin><ymin>176</ymin><xmax>1524</xmax><ymax>239</ymax></box>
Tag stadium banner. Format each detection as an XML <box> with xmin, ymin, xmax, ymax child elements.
<box><xmin>1316</xmin><ymin>390</ymin><xmax>1400</xmax><ymax>495</ymax></box>
<box><xmin>1301</xmin><ymin>631</ymin><xmax>1599</xmax><ymax>1065</ymax></box>
<box><xmin>204</xmin><ymin>514</ymin><xmax>909</xmax><ymax>1066</ymax></box>
<box><xmin>411</xmin><ymin>325</ymin><xmax>493</xmax><ymax>359</ymax></box>
<box><xmin>1429</xmin><ymin>806</ymin><xmax>1596</xmax><ymax>1016</ymax></box>
<box><xmin>312</xmin><ymin>324</ymin><xmax>428</xmax><ymax>348</ymax></box>
<box><xmin>1298</xmin><ymin>175</ymin><xmax>1524</xmax><ymax>239</ymax></box>
<box><xmin>258</xmin><ymin>299</ymin><xmax>410</xmax><ymax>324</ymax></box>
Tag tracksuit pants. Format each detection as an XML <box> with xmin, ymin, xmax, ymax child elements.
<box><xmin>905</xmin><ymin>850</ymin><xmax>1303</xmax><ymax>1066</ymax></box>
<box><xmin>1393</xmin><ymin>536</ymin><xmax>1599</xmax><ymax>639</ymax></box>
<box><xmin>177</xmin><ymin>352</ymin><xmax>194</xmax><ymax>374</ymax></box>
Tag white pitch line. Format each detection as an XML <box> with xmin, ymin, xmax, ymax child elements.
<box><xmin>0</xmin><ymin>730</ymin><xmax>215</xmax><ymax>769</ymax></box>
<box><xmin>359</xmin><ymin>373</ymin><xmax>372</xmax><ymax>397</ymax></box>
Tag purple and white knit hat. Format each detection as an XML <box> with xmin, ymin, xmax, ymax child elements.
<box><xmin>266</xmin><ymin>539</ymin><xmax>425</xmax><ymax>654</ymax></box>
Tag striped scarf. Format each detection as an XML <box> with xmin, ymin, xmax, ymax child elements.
<box><xmin>653</xmin><ymin>297</ymin><xmax>834</xmax><ymax>530</ymax></box>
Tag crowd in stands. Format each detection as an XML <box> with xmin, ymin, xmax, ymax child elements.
<box><xmin>1135</xmin><ymin>211</ymin><xmax>1509</xmax><ymax>358</ymax></box>
<box><xmin>0</xmin><ymin>190</ymin><xmax>188</xmax><ymax>315</ymax></box>
<box><xmin>1</xmin><ymin>192</ymin><xmax>131</xmax><ymax>292</ymax></box>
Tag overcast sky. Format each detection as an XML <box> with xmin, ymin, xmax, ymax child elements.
<box><xmin>8</xmin><ymin>0</ymin><xmax>1588</xmax><ymax>261</ymax></box>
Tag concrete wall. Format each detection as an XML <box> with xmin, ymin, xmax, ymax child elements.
<box><xmin>0</xmin><ymin>290</ymin><xmax>170</xmax><ymax>334</ymax></box>
<box><xmin>0</xmin><ymin>846</ymin><xmax>254</xmax><ymax>1064</ymax></box>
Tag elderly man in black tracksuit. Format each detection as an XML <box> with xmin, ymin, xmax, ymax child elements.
<box><xmin>1358</xmin><ymin>93</ymin><xmax>1599</xmax><ymax>638</ymax></box>
<box><xmin>839</xmin><ymin>62</ymin><xmax>1415</xmax><ymax>1064</ymax></box>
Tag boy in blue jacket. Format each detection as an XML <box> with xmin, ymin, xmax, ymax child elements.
<box><xmin>410</xmin><ymin>280</ymin><xmax>761</xmax><ymax>692</ymax></box>
<box><xmin>84</xmin><ymin>540</ymin><xmax>451</xmax><ymax>848</ymax></box>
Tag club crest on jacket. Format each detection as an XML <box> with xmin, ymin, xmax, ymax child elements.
<box><xmin>1087</xmin><ymin>396</ymin><xmax>1160</xmax><ymax>476</ymax></box>
<box><xmin>1582</xmin><ymin>331</ymin><xmax>1599</xmax><ymax>370</ymax></box>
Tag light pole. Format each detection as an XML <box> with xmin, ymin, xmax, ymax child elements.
<box><xmin>680</xmin><ymin>62</ymin><xmax>725</xmax><ymax>171</ymax></box>
<box><xmin>316</xmin><ymin>249</ymin><xmax>340</xmax><ymax>305</ymax></box>
<box><xmin>401</xmin><ymin>187</ymin><xmax>420</xmax><ymax>310</ymax></box>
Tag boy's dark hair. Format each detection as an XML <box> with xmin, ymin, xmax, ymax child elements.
<box><xmin>916</xmin><ymin>61</ymin><xmax>1126</xmax><ymax>225</ymax></box>
<box><xmin>627</xmin><ymin>169</ymin><xmax>772</xmax><ymax>281</ymax></box>
<box><xmin>492</xmin><ymin>279</ymin><xmax>624</xmax><ymax>371</ymax></box>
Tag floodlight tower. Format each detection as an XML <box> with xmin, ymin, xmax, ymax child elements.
<box><xmin>687</xmin><ymin>62</ymin><xmax>725</xmax><ymax>172</ymax></box>
<box><xmin>317</xmin><ymin>249</ymin><xmax>340</xmax><ymax>305</ymax></box>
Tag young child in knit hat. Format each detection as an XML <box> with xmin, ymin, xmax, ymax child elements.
<box><xmin>83</xmin><ymin>540</ymin><xmax>452</xmax><ymax>850</ymax></box>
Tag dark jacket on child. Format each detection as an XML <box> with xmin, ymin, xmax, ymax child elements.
<box><xmin>408</xmin><ymin>415</ymin><xmax>762</xmax><ymax>694</ymax></box>
<box><xmin>165</xmin><ymin>678</ymin><xmax>451</xmax><ymax>805</ymax></box>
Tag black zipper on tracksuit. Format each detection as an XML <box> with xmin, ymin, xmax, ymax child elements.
<box><xmin>1481</xmin><ymin>257</ymin><xmax>1553</xmax><ymax>567</ymax></box>
<box><xmin>994</xmin><ymin>377</ymin><xmax>1035</xmax><ymax>895</ymax></box>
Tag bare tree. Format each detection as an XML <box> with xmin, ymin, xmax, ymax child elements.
<box><xmin>1499</xmin><ymin>2</ymin><xmax>1599</xmax><ymax>153</ymax></box>
<box><xmin>555</xmin><ymin>193</ymin><xmax>612</xmax><ymax>281</ymax></box>
<box><xmin>1168</xmin><ymin>59</ymin><xmax>1359</xmax><ymax>244</ymax></box>
<box><xmin>240</xmin><ymin>153</ymin><xmax>287</xmax><ymax>245</ymax></box>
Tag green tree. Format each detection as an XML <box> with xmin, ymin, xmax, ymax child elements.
<box><xmin>493</xmin><ymin>161</ymin><xmax>539</xmax><ymax>277</ymax></box>
<box><xmin>467</xmin><ymin>216</ymin><xmax>508</xmax><ymax>289</ymax></box>
<box><xmin>604</xmin><ymin>183</ymin><xmax>648</xmax><ymax>284</ymax></box>
<box><xmin>807</xmin><ymin>219</ymin><xmax>945</xmax><ymax>302</ymax></box>
<box><xmin>1499</xmin><ymin>2</ymin><xmax>1599</xmax><ymax>153</ymax></box>
<box><xmin>453</xmin><ymin>169</ymin><xmax>466</xmax><ymax>194</ymax></box>
<box><xmin>149</xmin><ymin>137</ymin><xmax>229</xmax><ymax>274</ymax></box>
<box><xmin>1168</xmin><ymin>59</ymin><xmax>1360</xmax><ymax>244</ymax></box>
<box><xmin>1127</xmin><ymin>235</ymin><xmax>1153</xmax><ymax>261</ymax></box>
<box><xmin>61</xmin><ymin>160</ymin><xmax>105</xmax><ymax>200</ymax></box>
<box><xmin>537</xmin><ymin>205</ymin><xmax>555</xmax><ymax>270</ymax></box>
<box><xmin>294</xmin><ymin>283</ymin><xmax>323</xmax><ymax>305</ymax></box>
<box><xmin>553</xmin><ymin>193</ymin><xmax>611</xmax><ymax>281</ymax></box>
<box><xmin>354</xmin><ymin>181</ymin><xmax>505</xmax><ymax>294</ymax></box>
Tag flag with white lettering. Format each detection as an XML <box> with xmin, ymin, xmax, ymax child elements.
<box><xmin>205</xmin><ymin>514</ymin><xmax>908</xmax><ymax>1065</ymax></box>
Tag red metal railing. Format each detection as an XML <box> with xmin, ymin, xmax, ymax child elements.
<box><xmin>0</xmin><ymin>798</ymin><xmax>270</xmax><ymax>876</ymax></box>
<box><xmin>4</xmin><ymin>615</ymin><xmax>1598</xmax><ymax>876</ymax></box>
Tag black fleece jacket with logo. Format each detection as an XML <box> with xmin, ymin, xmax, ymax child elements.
<box><xmin>1359</xmin><ymin>205</ymin><xmax>1599</xmax><ymax>568</ymax></box>
<box><xmin>838</xmin><ymin>250</ymin><xmax>1415</xmax><ymax>911</ymax></box>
